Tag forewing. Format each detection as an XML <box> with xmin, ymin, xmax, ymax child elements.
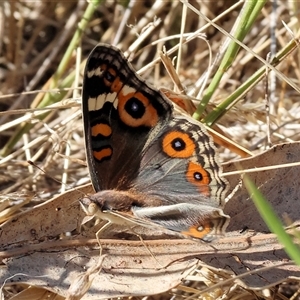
<box><xmin>82</xmin><ymin>44</ymin><xmax>173</xmax><ymax>191</ymax></box>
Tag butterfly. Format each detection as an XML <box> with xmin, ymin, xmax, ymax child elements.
<box><xmin>81</xmin><ymin>43</ymin><xmax>230</xmax><ymax>242</ymax></box>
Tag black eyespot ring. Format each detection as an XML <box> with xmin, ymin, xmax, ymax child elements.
<box><xmin>194</xmin><ymin>171</ymin><xmax>203</xmax><ymax>181</ymax></box>
<box><xmin>124</xmin><ymin>98</ymin><xmax>145</xmax><ymax>119</ymax></box>
<box><xmin>171</xmin><ymin>137</ymin><xmax>186</xmax><ymax>151</ymax></box>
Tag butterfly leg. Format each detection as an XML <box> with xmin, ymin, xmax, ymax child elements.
<box><xmin>95</xmin><ymin>221</ymin><xmax>112</xmax><ymax>256</ymax></box>
<box><xmin>128</xmin><ymin>226</ymin><xmax>163</xmax><ymax>269</ymax></box>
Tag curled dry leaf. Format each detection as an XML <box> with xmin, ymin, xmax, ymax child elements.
<box><xmin>66</xmin><ymin>255</ymin><xmax>106</xmax><ymax>300</ymax></box>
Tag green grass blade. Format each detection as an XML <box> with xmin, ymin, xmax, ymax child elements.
<box><xmin>203</xmin><ymin>38</ymin><xmax>299</xmax><ymax>126</ymax></box>
<box><xmin>243</xmin><ymin>174</ymin><xmax>300</xmax><ymax>266</ymax></box>
<box><xmin>193</xmin><ymin>0</ymin><xmax>267</xmax><ymax>121</ymax></box>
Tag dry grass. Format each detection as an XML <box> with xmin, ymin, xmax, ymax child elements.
<box><xmin>1</xmin><ymin>1</ymin><xmax>300</xmax><ymax>299</ymax></box>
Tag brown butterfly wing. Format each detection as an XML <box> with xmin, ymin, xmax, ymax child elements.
<box><xmin>82</xmin><ymin>44</ymin><xmax>173</xmax><ymax>191</ymax></box>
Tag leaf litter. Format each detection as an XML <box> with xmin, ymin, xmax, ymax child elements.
<box><xmin>1</xmin><ymin>1</ymin><xmax>300</xmax><ymax>299</ymax></box>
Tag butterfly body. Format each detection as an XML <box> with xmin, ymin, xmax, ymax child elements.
<box><xmin>82</xmin><ymin>44</ymin><xmax>229</xmax><ymax>242</ymax></box>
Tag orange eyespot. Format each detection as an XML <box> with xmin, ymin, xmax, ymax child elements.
<box><xmin>91</xmin><ymin>123</ymin><xmax>112</xmax><ymax>137</ymax></box>
<box><xmin>181</xmin><ymin>222</ymin><xmax>212</xmax><ymax>239</ymax></box>
<box><xmin>93</xmin><ymin>148</ymin><xmax>112</xmax><ymax>162</ymax></box>
<box><xmin>186</xmin><ymin>162</ymin><xmax>210</xmax><ymax>196</ymax></box>
<box><xmin>117</xmin><ymin>89</ymin><xmax>158</xmax><ymax>127</ymax></box>
<box><xmin>162</xmin><ymin>131</ymin><xmax>195</xmax><ymax>158</ymax></box>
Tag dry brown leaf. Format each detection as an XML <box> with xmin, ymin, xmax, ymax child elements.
<box><xmin>0</xmin><ymin>184</ymin><xmax>93</xmax><ymax>248</ymax></box>
<box><xmin>4</xmin><ymin>286</ymin><xmax>63</xmax><ymax>300</ymax></box>
<box><xmin>223</xmin><ymin>141</ymin><xmax>300</xmax><ymax>232</ymax></box>
<box><xmin>1</xmin><ymin>241</ymin><xmax>198</xmax><ymax>299</ymax></box>
<box><xmin>1</xmin><ymin>232</ymin><xmax>299</xmax><ymax>297</ymax></box>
